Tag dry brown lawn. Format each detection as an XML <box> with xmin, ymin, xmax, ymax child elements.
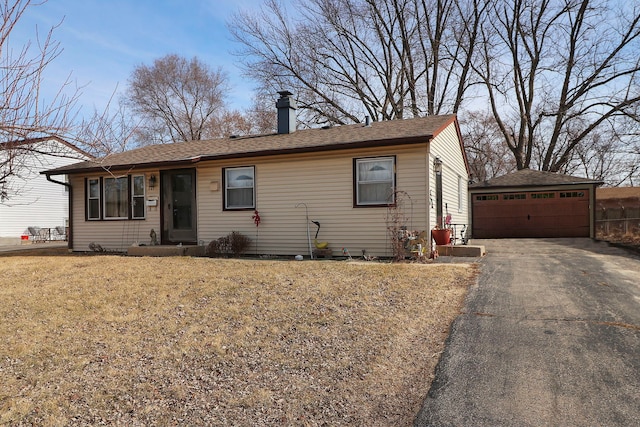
<box><xmin>598</xmin><ymin>229</ymin><xmax>640</xmax><ymax>251</ymax></box>
<box><xmin>0</xmin><ymin>252</ymin><xmax>476</xmax><ymax>426</ymax></box>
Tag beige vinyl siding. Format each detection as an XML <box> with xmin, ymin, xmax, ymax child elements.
<box><xmin>70</xmin><ymin>171</ymin><xmax>161</xmax><ymax>252</ymax></box>
<box><xmin>197</xmin><ymin>144</ymin><xmax>429</xmax><ymax>257</ymax></box>
<box><xmin>429</xmin><ymin>122</ymin><xmax>469</xmax><ymax>231</ymax></box>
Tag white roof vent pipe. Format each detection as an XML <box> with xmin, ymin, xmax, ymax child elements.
<box><xmin>276</xmin><ymin>91</ymin><xmax>297</xmax><ymax>134</ymax></box>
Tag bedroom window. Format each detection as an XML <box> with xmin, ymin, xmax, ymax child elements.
<box><xmin>355</xmin><ymin>156</ymin><xmax>395</xmax><ymax>206</ymax></box>
<box><xmin>104</xmin><ymin>176</ymin><xmax>129</xmax><ymax>219</ymax></box>
<box><xmin>87</xmin><ymin>178</ymin><xmax>101</xmax><ymax>220</ymax></box>
<box><xmin>224</xmin><ymin>166</ymin><xmax>255</xmax><ymax>209</ymax></box>
<box><xmin>131</xmin><ymin>175</ymin><xmax>146</xmax><ymax>219</ymax></box>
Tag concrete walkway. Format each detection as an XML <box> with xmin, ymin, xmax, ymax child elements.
<box><xmin>415</xmin><ymin>238</ymin><xmax>640</xmax><ymax>427</ymax></box>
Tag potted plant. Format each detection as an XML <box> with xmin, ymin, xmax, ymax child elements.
<box><xmin>431</xmin><ymin>226</ymin><xmax>451</xmax><ymax>245</ymax></box>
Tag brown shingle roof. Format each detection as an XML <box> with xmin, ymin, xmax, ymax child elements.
<box><xmin>469</xmin><ymin>168</ymin><xmax>602</xmax><ymax>189</ymax></box>
<box><xmin>45</xmin><ymin>115</ymin><xmax>456</xmax><ymax>175</ymax></box>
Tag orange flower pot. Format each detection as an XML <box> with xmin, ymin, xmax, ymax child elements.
<box><xmin>431</xmin><ymin>229</ymin><xmax>451</xmax><ymax>245</ymax></box>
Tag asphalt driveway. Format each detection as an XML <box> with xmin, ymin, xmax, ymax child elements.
<box><xmin>415</xmin><ymin>238</ymin><xmax>640</xmax><ymax>427</ymax></box>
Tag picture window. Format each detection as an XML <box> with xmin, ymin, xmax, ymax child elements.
<box><xmin>104</xmin><ymin>177</ymin><xmax>129</xmax><ymax>219</ymax></box>
<box><xmin>85</xmin><ymin>174</ymin><xmax>147</xmax><ymax>221</ymax></box>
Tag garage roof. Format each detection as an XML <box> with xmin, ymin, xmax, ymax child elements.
<box><xmin>470</xmin><ymin>169</ymin><xmax>602</xmax><ymax>189</ymax></box>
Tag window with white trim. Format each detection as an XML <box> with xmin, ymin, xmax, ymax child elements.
<box><xmin>87</xmin><ymin>178</ymin><xmax>101</xmax><ymax>220</ymax></box>
<box><xmin>224</xmin><ymin>166</ymin><xmax>255</xmax><ymax>209</ymax></box>
<box><xmin>131</xmin><ymin>175</ymin><xmax>146</xmax><ymax>219</ymax></box>
<box><xmin>104</xmin><ymin>176</ymin><xmax>129</xmax><ymax>219</ymax></box>
<box><xmin>355</xmin><ymin>157</ymin><xmax>395</xmax><ymax>206</ymax></box>
<box><xmin>86</xmin><ymin>174</ymin><xmax>149</xmax><ymax>220</ymax></box>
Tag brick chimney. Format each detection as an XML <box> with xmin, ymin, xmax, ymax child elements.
<box><xmin>276</xmin><ymin>91</ymin><xmax>297</xmax><ymax>134</ymax></box>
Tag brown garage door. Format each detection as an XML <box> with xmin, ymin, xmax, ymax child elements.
<box><xmin>472</xmin><ymin>190</ymin><xmax>590</xmax><ymax>238</ymax></box>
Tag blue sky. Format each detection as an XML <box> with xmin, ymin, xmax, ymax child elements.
<box><xmin>13</xmin><ymin>0</ymin><xmax>267</xmax><ymax>117</ymax></box>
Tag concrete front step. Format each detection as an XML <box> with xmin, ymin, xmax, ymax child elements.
<box><xmin>127</xmin><ymin>245</ymin><xmax>206</xmax><ymax>257</ymax></box>
<box><xmin>436</xmin><ymin>244</ymin><xmax>486</xmax><ymax>257</ymax></box>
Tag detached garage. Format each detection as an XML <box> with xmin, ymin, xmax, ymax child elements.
<box><xmin>469</xmin><ymin>169</ymin><xmax>602</xmax><ymax>239</ymax></box>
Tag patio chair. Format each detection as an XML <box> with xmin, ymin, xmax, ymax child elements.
<box><xmin>27</xmin><ymin>226</ymin><xmax>42</xmax><ymax>243</ymax></box>
<box><xmin>37</xmin><ymin>227</ymin><xmax>50</xmax><ymax>242</ymax></box>
<box><xmin>53</xmin><ymin>226</ymin><xmax>67</xmax><ymax>241</ymax></box>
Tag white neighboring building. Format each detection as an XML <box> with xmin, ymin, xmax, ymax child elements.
<box><xmin>0</xmin><ymin>137</ymin><xmax>92</xmax><ymax>238</ymax></box>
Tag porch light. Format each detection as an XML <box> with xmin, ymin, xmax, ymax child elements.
<box><xmin>434</xmin><ymin>157</ymin><xmax>443</xmax><ymax>173</ymax></box>
<box><xmin>149</xmin><ymin>174</ymin><xmax>157</xmax><ymax>189</ymax></box>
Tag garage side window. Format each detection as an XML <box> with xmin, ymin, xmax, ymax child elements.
<box><xmin>532</xmin><ymin>192</ymin><xmax>555</xmax><ymax>199</ymax></box>
<box><xmin>503</xmin><ymin>193</ymin><xmax>527</xmax><ymax>200</ymax></box>
<box><xmin>476</xmin><ymin>194</ymin><xmax>498</xmax><ymax>201</ymax></box>
<box><xmin>560</xmin><ymin>191</ymin><xmax>585</xmax><ymax>198</ymax></box>
<box><xmin>224</xmin><ymin>166</ymin><xmax>255</xmax><ymax>210</ymax></box>
<box><xmin>87</xmin><ymin>178</ymin><xmax>101</xmax><ymax>220</ymax></box>
<box><xmin>355</xmin><ymin>156</ymin><xmax>395</xmax><ymax>206</ymax></box>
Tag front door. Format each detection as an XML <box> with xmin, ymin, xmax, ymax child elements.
<box><xmin>161</xmin><ymin>169</ymin><xmax>197</xmax><ymax>244</ymax></box>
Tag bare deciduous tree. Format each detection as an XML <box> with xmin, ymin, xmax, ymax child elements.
<box><xmin>229</xmin><ymin>0</ymin><xmax>485</xmax><ymax>126</ymax></box>
<box><xmin>208</xmin><ymin>110</ymin><xmax>254</xmax><ymax>138</ymax></box>
<box><xmin>239</xmin><ymin>90</ymin><xmax>279</xmax><ymax>135</ymax></box>
<box><xmin>75</xmin><ymin>93</ymin><xmax>141</xmax><ymax>156</ymax></box>
<box><xmin>569</xmin><ymin>126</ymin><xmax>640</xmax><ymax>186</ymax></box>
<box><xmin>231</xmin><ymin>0</ymin><xmax>640</xmax><ymax>185</ymax></box>
<box><xmin>125</xmin><ymin>54</ymin><xmax>231</xmax><ymax>144</ymax></box>
<box><xmin>474</xmin><ymin>0</ymin><xmax>640</xmax><ymax>182</ymax></box>
<box><xmin>460</xmin><ymin>110</ymin><xmax>516</xmax><ymax>182</ymax></box>
<box><xmin>1</xmin><ymin>0</ymin><xmax>80</xmax><ymax>201</ymax></box>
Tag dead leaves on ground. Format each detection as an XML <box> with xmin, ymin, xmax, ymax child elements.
<box><xmin>0</xmin><ymin>256</ymin><xmax>476</xmax><ymax>426</ymax></box>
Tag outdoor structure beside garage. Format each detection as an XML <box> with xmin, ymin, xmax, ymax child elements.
<box><xmin>469</xmin><ymin>169</ymin><xmax>602</xmax><ymax>239</ymax></box>
<box><xmin>595</xmin><ymin>187</ymin><xmax>640</xmax><ymax>237</ymax></box>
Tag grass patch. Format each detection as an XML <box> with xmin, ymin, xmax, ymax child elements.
<box><xmin>0</xmin><ymin>255</ymin><xmax>476</xmax><ymax>426</ymax></box>
<box><xmin>597</xmin><ymin>229</ymin><xmax>640</xmax><ymax>252</ymax></box>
